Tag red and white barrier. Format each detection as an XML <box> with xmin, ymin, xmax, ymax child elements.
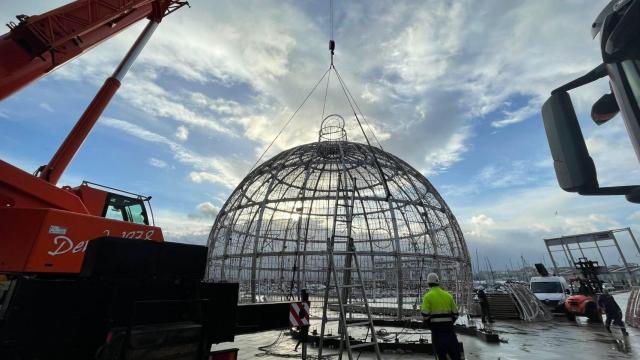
<box><xmin>626</xmin><ymin>286</ymin><xmax>640</xmax><ymax>328</ymax></box>
<box><xmin>289</xmin><ymin>301</ymin><xmax>310</xmax><ymax>327</ymax></box>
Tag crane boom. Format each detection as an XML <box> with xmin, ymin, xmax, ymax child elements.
<box><xmin>0</xmin><ymin>0</ymin><xmax>186</xmax><ymax>101</ymax></box>
<box><xmin>37</xmin><ymin>18</ymin><xmax>159</xmax><ymax>185</ymax></box>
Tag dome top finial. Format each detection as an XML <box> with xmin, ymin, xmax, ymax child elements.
<box><xmin>319</xmin><ymin>114</ymin><xmax>347</xmax><ymax>142</ymax></box>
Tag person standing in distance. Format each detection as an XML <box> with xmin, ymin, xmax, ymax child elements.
<box><xmin>421</xmin><ymin>272</ymin><xmax>462</xmax><ymax>360</ymax></box>
<box><xmin>477</xmin><ymin>287</ymin><xmax>494</xmax><ymax>323</ymax></box>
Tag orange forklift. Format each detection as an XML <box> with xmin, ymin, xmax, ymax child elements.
<box><xmin>564</xmin><ymin>259</ymin><xmax>604</xmax><ymax>322</ymax></box>
<box><xmin>0</xmin><ymin>2</ymin><xmax>297</xmax><ymax>359</ymax></box>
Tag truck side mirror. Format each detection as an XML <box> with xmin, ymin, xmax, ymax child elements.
<box><xmin>541</xmin><ymin>92</ymin><xmax>599</xmax><ymax>193</ymax></box>
<box><xmin>565</xmin><ymin>289</ymin><xmax>570</xmax><ymax>295</ymax></box>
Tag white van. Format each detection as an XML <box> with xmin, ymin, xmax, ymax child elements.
<box><xmin>530</xmin><ymin>276</ymin><xmax>569</xmax><ymax>312</ymax></box>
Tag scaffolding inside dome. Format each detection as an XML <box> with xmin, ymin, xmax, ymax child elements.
<box><xmin>206</xmin><ymin>117</ymin><xmax>473</xmax><ymax>320</ymax></box>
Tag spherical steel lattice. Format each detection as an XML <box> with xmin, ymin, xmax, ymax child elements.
<box><xmin>206</xmin><ymin>124</ymin><xmax>472</xmax><ymax>318</ymax></box>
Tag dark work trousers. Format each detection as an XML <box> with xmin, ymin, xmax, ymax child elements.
<box><xmin>480</xmin><ymin>301</ymin><xmax>493</xmax><ymax>323</ymax></box>
<box><xmin>431</xmin><ymin>324</ymin><xmax>462</xmax><ymax>360</ymax></box>
<box><xmin>605</xmin><ymin>311</ymin><xmax>628</xmax><ymax>333</ymax></box>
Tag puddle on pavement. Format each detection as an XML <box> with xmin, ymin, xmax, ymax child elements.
<box><xmin>214</xmin><ymin>293</ymin><xmax>639</xmax><ymax>359</ymax></box>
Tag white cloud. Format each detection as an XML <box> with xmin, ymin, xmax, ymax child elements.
<box><xmin>189</xmin><ymin>92</ymin><xmax>244</xmax><ymax>116</ymax></box>
<box><xmin>423</xmin><ymin>128</ymin><xmax>470</xmax><ymax>175</ymax></box>
<box><xmin>361</xmin><ymin>84</ymin><xmax>381</xmax><ymax>104</ymax></box>
<box><xmin>5</xmin><ymin>1</ymin><xmax>613</xmax><ymax>180</ymax></box>
<box><xmin>189</xmin><ymin>156</ymin><xmax>249</xmax><ymax>189</ymax></box>
<box><xmin>471</xmin><ymin>214</ymin><xmax>495</xmax><ymax>227</ymax></box>
<box><xmin>153</xmin><ymin>209</ymin><xmax>212</xmax><ymax>245</ymax></box>
<box><xmin>380</xmin><ymin>1</ymin><xmax>465</xmax><ymax>94</ymax></box>
<box><xmin>476</xmin><ymin>161</ymin><xmax>536</xmax><ymax>189</ymax></box>
<box><xmin>440</xmin><ymin>158</ymin><xmax>551</xmax><ymax>199</ymax></box>
<box><xmin>102</xmin><ymin>117</ymin><xmax>247</xmax><ymax>187</ymax></box>
<box><xmin>491</xmin><ymin>101</ymin><xmax>540</xmax><ymax>128</ymax></box>
<box><xmin>39</xmin><ymin>1</ymin><xmax>476</xmax><ymax>174</ymax></box>
<box><xmin>148</xmin><ymin>158</ymin><xmax>168</xmax><ymax>168</ymax></box>
<box><xmin>190</xmin><ymin>171</ymin><xmax>229</xmax><ymax>187</ymax></box>
<box><xmin>188</xmin><ymin>202</ymin><xmax>220</xmax><ymax>219</ymax></box>
<box><xmin>175</xmin><ymin>126</ymin><xmax>189</xmax><ymax>141</ymax></box>
<box><xmin>154</xmin><ymin>202</ymin><xmax>223</xmax><ymax>244</ymax></box>
<box><xmin>119</xmin><ymin>73</ymin><xmax>234</xmax><ymax>136</ymax></box>
<box><xmin>584</xmin><ymin>119</ymin><xmax>640</xmax><ymax>185</ymax></box>
<box><xmin>39</xmin><ymin>102</ymin><xmax>54</xmax><ymax>112</ymax></box>
<box><xmin>467</xmin><ymin>214</ymin><xmax>496</xmax><ymax>239</ymax></box>
<box><xmin>456</xmin><ymin>180</ymin><xmax>639</xmax><ymax>266</ymax></box>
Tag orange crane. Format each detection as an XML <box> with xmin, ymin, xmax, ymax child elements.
<box><xmin>0</xmin><ymin>2</ymin><xmax>304</xmax><ymax>359</ymax></box>
<box><xmin>0</xmin><ymin>0</ymin><xmax>187</xmax><ymax>275</ymax></box>
<box><xmin>0</xmin><ymin>2</ymin><xmax>246</xmax><ymax>359</ymax></box>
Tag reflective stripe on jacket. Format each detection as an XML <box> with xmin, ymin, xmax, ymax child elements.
<box><xmin>421</xmin><ymin>286</ymin><xmax>459</xmax><ymax>323</ymax></box>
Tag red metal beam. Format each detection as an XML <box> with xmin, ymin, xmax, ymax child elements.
<box><xmin>0</xmin><ymin>0</ymin><xmax>185</xmax><ymax>101</ymax></box>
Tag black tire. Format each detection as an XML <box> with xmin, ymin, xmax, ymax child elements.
<box><xmin>565</xmin><ymin>311</ymin><xmax>576</xmax><ymax>321</ymax></box>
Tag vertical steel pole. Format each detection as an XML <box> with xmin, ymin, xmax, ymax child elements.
<box><xmin>388</xmin><ymin>198</ymin><xmax>403</xmax><ymax>320</ymax></box>
<box><xmin>593</xmin><ymin>239</ymin><xmax>609</xmax><ymax>269</ymax></box>
<box><xmin>545</xmin><ymin>240</ymin><xmax>559</xmax><ymax>275</ymax></box>
<box><xmin>627</xmin><ymin>227</ymin><xmax>640</xmax><ymax>256</ymax></box>
<box><xmin>250</xmin><ymin>175</ymin><xmax>276</xmax><ymax>302</ymax></box>
<box><xmin>576</xmin><ymin>242</ymin><xmax>587</xmax><ymax>258</ymax></box>
<box><xmin>220</xmin><ymin>225</ymin><xmax>231</xmax><ymax>281</ymax></box>
<box><xmin>562</xmin><ymin>239</ymin><xmax>577</xmax><ymax>266</ymax></box>
<box><xmin>611</xmin><ymin>232</ymin><xmax>637</xmax><ymax>286</ymax></box>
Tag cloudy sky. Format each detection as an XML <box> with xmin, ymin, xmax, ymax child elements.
<box><xmin>2</xmin><ymin>0</ymin><xmax>640</xmax><ymax>270</ymax></box>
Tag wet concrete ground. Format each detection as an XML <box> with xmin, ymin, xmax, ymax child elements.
<box><xmin>213</xmin><ymin>292</ymin><xmax>639</xmax><ymax>359</ymax></box>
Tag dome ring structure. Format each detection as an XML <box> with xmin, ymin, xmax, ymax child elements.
<box><xmin>206</xmin><ymin>136</ymin><xmax>472</xmax><ymax>319</ymax></box>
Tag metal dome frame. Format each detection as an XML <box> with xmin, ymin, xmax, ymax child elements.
<box><xmin>206</xmin><ymin>130</ymin><xmax>472</xmax><ymax>319</ymax></box>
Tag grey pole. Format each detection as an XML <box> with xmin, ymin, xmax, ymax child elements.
<box><xmin>545</xmin><ymin>240</ymin><xmax>560</xmax><ymax>275</ymax></box>
<box><xmin>626</xmin><ymin>227</ymin><xmax>640</xmax><ymax>256</ymax></box>
<box><xmin>563</xmin><ymin>241</ymin><xmax>577</xmax><ymax>265</ymax></box>
<box><xmin>111</xmin><ymin>20</ymin><xmax>160</xmax><ymax>81</ymax></box>
<box><xmin>250</xmin><ymin>176</ymin><xmax>277</xmax><ymax>302</ymax></box>
<box><xmin>611</xmin><ymin>232</ymin><xmax>636</xmax><ymax>286</ymax></box>
<box><xmin>561</xmin><ymin>240</ymin><xmax>578</xmax><ymax>277</ymax></box>
<box><xmin>387</xmin><ymin>197</ymin><xmax>403</xmax><ymax>320</ymax></box>
<box><xmin>560</xmin><ymin>241</ymin><xmax>575</xmax><ymax>268</ymax></box>
<box><xmin>593</xmin><ymin>239</ymin><xmax>609</xmax><ymax>269</ymax></box>
<box><xmin>576</xmin><ymin>241</ymin><xmax>587</xmax><ymax>258</ymax></box>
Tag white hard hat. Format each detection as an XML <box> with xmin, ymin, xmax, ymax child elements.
<box><xmin>427</xmin><ymin>272</ymin><xmax>440</xmax><ymax>284</ymax></box>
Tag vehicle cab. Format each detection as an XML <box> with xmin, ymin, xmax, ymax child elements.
<box><xmin>67</xmin><ymin>181</ymin><xmax>154</xmax><ymax>225</ymax></box>
<box><xmin>530</xmin><ymin>276</ymin><xmax>570</xmax><ymax>312</ymax></box>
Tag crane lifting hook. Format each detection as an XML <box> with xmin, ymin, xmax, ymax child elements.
<box><xmin>329</xmin><ymin>40</ymin><xmax>335</xmax><ymax>65</ymax></box>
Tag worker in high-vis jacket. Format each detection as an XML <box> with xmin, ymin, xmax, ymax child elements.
<box><xmin>421</xmin><ymin>272</ymin><xmax>462</xmax><ymax>360</ymax></box>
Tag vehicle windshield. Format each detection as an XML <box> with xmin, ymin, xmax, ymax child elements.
<box><xmin>103</xmin><ymin>194</ymin><xmax>149</xmax><ymax>225</ymax></box>
<box><xmin>531</xmin><ymin>281</ymin><xmax>563</xmax><ymax>293</ymax></box>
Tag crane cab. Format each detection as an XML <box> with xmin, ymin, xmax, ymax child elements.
<box><xmin>0</xmin><ymin>173</ymin><xmax>164</xmax><ymax>275</ymax></box>
<box><xmin>68</xmin><ymin>181</ymin><xmax>154</xmax><ymax>226</ymax></box>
